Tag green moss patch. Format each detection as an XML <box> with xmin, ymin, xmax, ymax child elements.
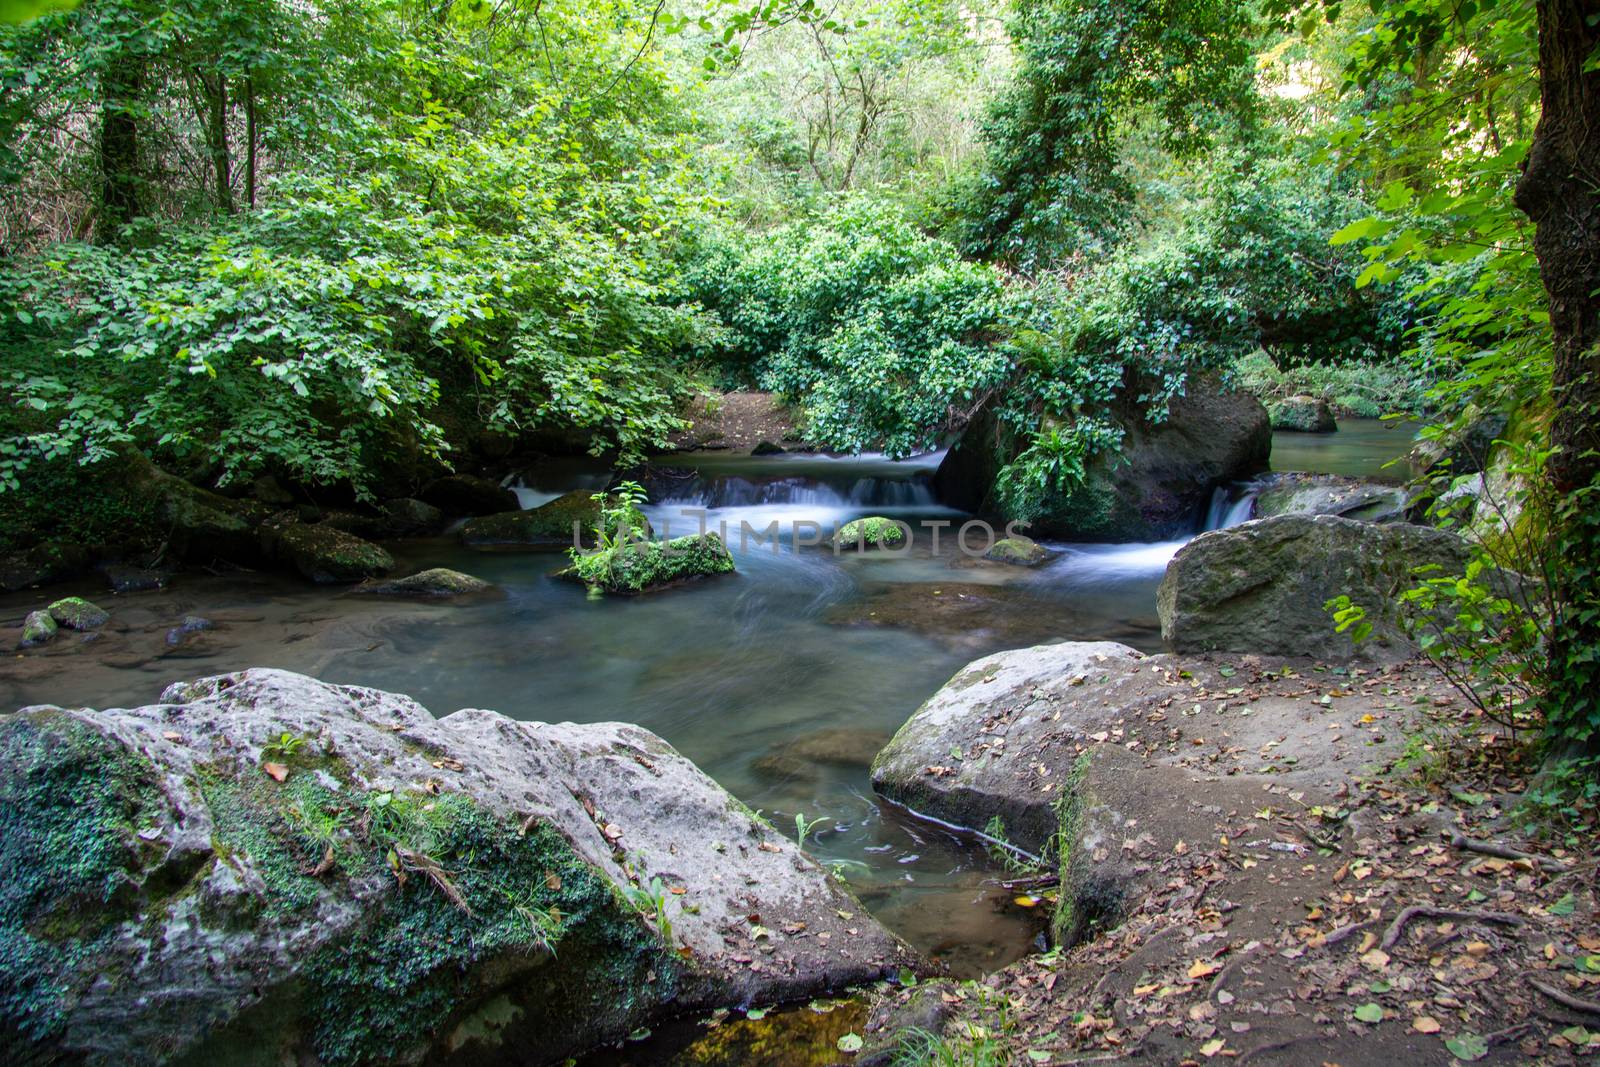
<box><xmin>833</xmin><ymin>517</ymin><xmax>907</xmax><ymax>549</ymax></box>
<box><xmin>565</xmin><ymin>532</ymin><xmax>735</xmax><ymax>595</ymax></box>
<box><xmin>0</xmin><ymin>715</ymin><xmax>162</xmax><ymax>1044</ymax></box>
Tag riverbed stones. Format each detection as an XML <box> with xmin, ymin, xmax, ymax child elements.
<box><xmin>1268</xmin><ymin>394</ymin><xmax>1337</xmax><ymax>433</ymax></box>
<box><xmin>47</xmin><ymin>596</ymin><xmax>110</xmax><ymax>630</ymax></box>
<box><xmin>351</xmin><ymin>568</ymin><xmax>495</xmax><ymax>598</ymax></box>
<box><xmin>419</xmin><ymin>473</ymin><xmax>519</xmax><ymax>517</ymax></box>
<box><xmin>1157</xmin><ymin>513</ymin><xmax>1470</xmax><ymax>661</ymax></box>
<box><xmin>19</xmin><ymin>609</ymin><xmax>57</xmax><ymax>647</ymax></box>
<box><xmin>1</xmin><ymin>668</ymin><xmax>916</xmax><ymax>1066</ymax></box>
<box><xmin>936</xmin><ymin>376</ymin><xmax>1270</xmax><ymax>541</ymax></box>
<box><xmin>1251</xmin><ymin>472</ymin><xmax>1410</xmax><ymax>523</ymax></box>
<box><xmin>274</xmin><ymin>523</ymin><xmax>395</xmax><ymax>584</ymax></box>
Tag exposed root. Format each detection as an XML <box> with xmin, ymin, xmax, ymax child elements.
<box><xmin>1380</xmin><ymin>905</ymin><xmax>1522</xmax><ymax>950</ymax></box>
<box><xmin>1527</xmin><ymin>977</ymin><xmax>1600</xmax><ymax>1016</ymax></box>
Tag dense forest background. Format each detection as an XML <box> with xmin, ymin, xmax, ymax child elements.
<box><xmin>1</xmin><ymin>0</ymin><xmax>1592</xmax><ymax>749</ymax></box>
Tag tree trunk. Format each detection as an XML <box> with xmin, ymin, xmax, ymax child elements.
<box><xmin>245</xmin><ymin>74</ymin><xmax>257</xmax><ymax>210</ymax></box>
<box><xmin>1514</xmin><ymin>0</ymin><xmax>1600</xmax><ymax>748</ymax></box>
<box><xmin>203</xmin><ymin>70</ymin><xmax>234</xmax><ymax>214</ymax></box>
<box><xmin>98</xmin><ymin>59</ymin><xmax>143</xmax><ymax>240</ymax></box>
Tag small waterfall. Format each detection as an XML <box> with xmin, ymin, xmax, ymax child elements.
<box><xmin>1202</xmin><ymin>485</ymin><xmax>1258</xmax><ymax>531</ymax></box>
<box><xmin>658</xmin><ymin>474</ymin><xmax>937</xmax><ymax>512</ymax></box>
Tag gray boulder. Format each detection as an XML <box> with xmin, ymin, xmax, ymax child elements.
<box><xmin>1252</xmin><ymin>473</ymin><xmax>1409</xmax><ymax>524</ymax></box>
<box><xmin>380</xmin><ymin>497</ymin><xmax>444</xmax><ymax>533</ymax></box>
<box><xmin>1268</xmin><ymin>394</ymin><xmax>1337</xmax><ymax>433</ymax></box>
<box><xmin>1</xmin><ymin>668</ymin><xmax>916</xmax><ymax>1066</ymax></box>
<box><xmin>419</xmin><ymin>475</ymin><xmax>519</xmax><ymax>517</ymax></box>
<box><xmin>936</xmin><ymin>376</ymin><xmax>1270</xmax><ymax>541</ymax></box>
<box><xmin>1157</xmin><ymin>514</ymin><xmax>1470</xmax><ymax>661</ymax></box>
<box><xmin>274</xmin><ymin>524</ymin><xmax>395</xmax><ymax>584</ymax></box>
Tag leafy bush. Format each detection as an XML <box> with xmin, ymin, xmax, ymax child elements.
<box><xmin>1231</xmin><ymin>350</ymin><xmax>1432</xmax><ymax>418</ymax></box>
<box><xmin>682</xmin><ymin>198</ymin><xmax>1011</xmax><ymax>456</ymax></box>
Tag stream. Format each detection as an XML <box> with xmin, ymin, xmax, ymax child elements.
<box><xmin>0</xmin><ymin>419</ymin><xmax>1417</xmax><ymax>992</ymax></box>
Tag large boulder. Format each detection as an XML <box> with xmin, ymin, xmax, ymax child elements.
<box><xmin>274</xmin><ymin>523</ymin><xmax>395</xmax><ymax>584</ymax></box>
<box><xmin>1251</xmin><ymin>472</ymin><xmax>1409</xmax><ymax>524</ymax></box>
<box><xmin>419</xmin><ymin>474</ymin><xmax>519</xmax><ymax>517</ymax></box>
<box><xmin>871</xmin><ymin>641</ymin><xmax>1428</xmax><ymax>941</ymax></box>
<box><xmin>0</xmin><ymin>669</ymin><xmax>916</xmax><ymax>1066</ymax></box>
<box><xmin>1157</xmin><ymin>514</ymin><xmax>1470</xmax><ymax>661</ymax></box>
<box><xmin>460</xmin><ymin>491</ymin><xmax>649</xmax><ymax>551</ymax></box>
<box><xmin>1267</xmin><ymin>394</ymin><xmax>1337</xmax><ymax>433</ymax></box>
<box><xmin>936</xmin><ymin>376</ymin><xmax>1270</xmax><ymax>541</ymax></box>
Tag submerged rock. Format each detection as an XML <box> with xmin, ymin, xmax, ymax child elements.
<box><xmin>419</xmin><ymin>474</ymin><xmax>519</xmax><ymax>517</ymax></box>
<box><xmin>99</xmin><ymin>563</ymin><xmax>171</xmax><ymax>593</ymax></box>
<box><xmin>1267</xmin><ymin>394</ymin><xmax>1337</xmax><ymax>433</ymax></box>
<box><xmin>0</xmin><ymin>668</ymin><xmax>915</xmax><ymax>1065</ymax></box>
<box><xmin>461</xmin><ymin>491</ymin><xmax>650</xmax><ymax>550</ymax></box>
<box><xmin>1252</xmin><ymin>472</ymin><xmax>1409</xmax><ymax>523</ymax></box>
<box><xmin>936</xmin><ymin>375</ymin><xmax>1270</xmax><ymax>541</ymax></box>
<box><xmin>275</xmin><ymin>523</ymin><xmax>395</xmax><ymax>584</ymax></box>
<box><xmin>1157</xmin><ymin>514</ymin><xmax>1470</xmax><ymax>661</ymax></box>
<box><xmin>19</xmin><ymin>609</ymin><xmax>57</xmax><ymax>648</ymax></box>
<box><xmin>47</xmin><ymin>596</ymin><xmax>110</xmax><ymax>630</ymax></box>
<box><xmin>562</xmin><ymin>532</ymin><xmax>735</xmax><ymax>595</ymax></box>
<box><xmin>833</xmin><ymin>517</ymin><xmax>908</xmax><ymax>550</ymax></box>
<box><xmin>351</xmin><ymin>568</ymin><xmax>495</xmax><ymax>598</ymax></box>
<box><xmin>982</xmin><ymin>537</ymin><xmax>1055</xmax><ymax>566</ymax></box>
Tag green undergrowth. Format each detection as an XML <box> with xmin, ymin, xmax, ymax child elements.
<box><xmin>0</xmin><ymin>714</ymin><xmax>163</xmax><ymax>1046</ymax></box>
<box><xmin>1231</xmin><ymin>349</ymin><xmax>1432</xmax><ymax>418</ymax></box>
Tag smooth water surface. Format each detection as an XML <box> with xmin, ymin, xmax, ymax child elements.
<box><xmin>1270</xmin><ymin>416</ymin><xmax>1419</xmax><ymax>481</ymax></box>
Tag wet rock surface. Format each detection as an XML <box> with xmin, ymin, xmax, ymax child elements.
<box><xmin>350</xmin><ymin>567</ymin><xmax>494</xmax><ymax>598</ymax></box>
<box><xmin>1267</xmin><ymin>394</ymin><xmax>1337</xmax><ymax>433</ymax></box>
<box><xmin>1251</xmin><ymin>472</ymin><xmax>1410</xmax><ymax>523</ymax></box>
<box><xmin>1157</xmin><ymin>515</ymin><xmax>1470</xmax><ymax>662</ymax></box>
<box><xmin>273</xmin><ymin>523</ymin><xmax>395</xmax><ymax>584</ymax></box>
<box><xmin>1</xmin><ymin>668</ymin><xmax>918</xmax><ymax>1066</ymax></box>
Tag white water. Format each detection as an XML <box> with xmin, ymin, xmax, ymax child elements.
<box><xmin>1039</xmin><ymin>483</ymin><xmax>1260</xmax><ymax>585</ymax></box>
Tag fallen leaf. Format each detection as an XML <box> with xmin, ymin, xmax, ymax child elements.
<box><xmin>1444</xmin><ymin>1033</ymin><xmax>1488</xmax><ymax>1061</ymax></box>
<box><xmin>1188</xmin><ymin>959</ymin><xmax>1219</xmax><ymax>979</ymax></box>
<box><xmin>1412</xmin><ymin>1016</ymin><xmax>1441</xmax><ymax>1034</ymax></box>
<box><xmin>262</xmin><ymin>761</ymin><xmax>289</xmax><ymax>782</ymax></box>
<box><xmin>1199</xmin><ymin>1038</ymin><xmax>1226</xmax><ymax>1057</ymax></box>
<box><xmin>1353</xmin><ymin>1003</ymin><xmax>1383</xmax><ymax>1024</ymax></box>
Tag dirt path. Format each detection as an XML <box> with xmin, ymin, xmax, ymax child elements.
<box><xmin>666</xmin><ymin>391</ymin><xmax>810</xmax><ymax>454</ymax></box>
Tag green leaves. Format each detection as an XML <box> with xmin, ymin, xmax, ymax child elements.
<box><xmin>1444</xmin><ymin>1033</ymin><xmax>1488</xmax><ymax>1061</ymax></box>
<box><xmin>1352</xmin><ymin>1002</ymin><xmax>1384</xmax><ymax>1024</ymax></box>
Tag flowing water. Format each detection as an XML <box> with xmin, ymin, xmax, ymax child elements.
<box><xmin>0</xmin><ymin>417</ymin><xmax>1412</xmax><ymax>986</ymax></box>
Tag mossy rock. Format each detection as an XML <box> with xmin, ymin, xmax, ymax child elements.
<box><xmin>350</xmin><ymin>568</ymin><xmax>494</xmax><ymax>598</ymax></box>
<box><xmin>832</xmin><ymin>517</ymin><xmax>908</xmax><ymax>550</ymax></box>
<box><xmin>983</xmin><ymin>537</ymin><xmax>1054</xmax><ymax>566</ymax></box>
<box><xmin>0</xmin><ymin>668</ymin><xmax>917</xmax><ymax>1065</ymax></box>
<box><xmin>19</xmin><ymin>609</ymin><xmax>57</xmax><ymax>647</ymax></box>
<box><xmin>47</xmin><ymin>596</ymin><xmax>110</xmax><ymax>630</ymax></box>
<box><xmin>460</xmin><ymin>491</ymin><xmax>650</xmax><ymax>550</ymax></box>
<box><xmin>563</xmin><ymin>532</ymin><xmax>735</xmax><ymax>595</ymax></box>
<box><xmin>417</xmin><ymin>474</ymin><xmax>519</xmax><ymax>517</ymax></box>
<box><xmin>275</xmin><ymin>524</ymin><xmax>394</xmax><ymax>584</ymax></box>
<box><xmin>1268</xmin><ymin>395</ymin><xmax>1337</xmax><ymax>433</ymax></box>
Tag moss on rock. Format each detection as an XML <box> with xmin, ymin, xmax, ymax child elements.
<box><xmin>349</xmin><ymin>568</ymin><xmax>493</xmax><ymax>598</ymax></box>
<box><xmin>460</xmin><ymin>491</ymin><xmax>650</xmax><ymax>550</ymax></box>
<box><xmin>833</xmin><ymin>517</ymin><xmax>907</xmax><ymax>550</ymax></box>
<box><xmin>983</xmin><ymin>537</ymin><xmax>1053</xmax><ymax>566</ymax></box>
<box><xmin>47</xmin><ymin>596</ymin><xmax>110</xmax><ymax>630</ymax></box>
<box><xmin>565</xmin><ymin>532</ymin><xmax>735</xmax><ymax>595</ymax></box>
<box><xmin>20</xmin><ymin>609</ymin><xmax>58</xmax><ymax>647</ymax></box>
<box><xmin>275</xmin><ymin>524</ymin><xmax>394</xmax><ymax>584</ymax></box>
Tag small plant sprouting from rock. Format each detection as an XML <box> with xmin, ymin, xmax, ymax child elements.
<box><xmin>262</xmin><ymin>731</ymin><xmax>309</xmax><ymax>763</ymax></box>
<box><xmin>619</xmin><ymin>875</ymin><xmax>674</xmax><ymax>946</ymax></box>
<box><xmin>795</xmin><ymin>812</ymin><xmax>830</xmax><ymax>849</ymax></box>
